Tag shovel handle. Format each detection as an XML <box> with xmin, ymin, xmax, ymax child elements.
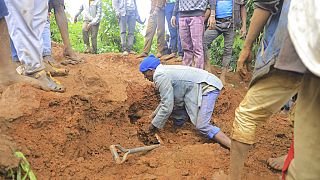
<box><xmin>110</xmin><ymin>144</ymin><xmax>161</xmax><ymax>164</ymax></box>
<box><xmin>109</xmin><ymin>145</ymin><xmax>123</xmax><ymax>164</ymax></box>
<box><xmin>128</xmin><ymin>144</ymin><xmax>160</xmax><ymax>154</ymax></box>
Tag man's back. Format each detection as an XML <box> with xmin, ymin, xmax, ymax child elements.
<box><xmin>154</xmin><ymin>65</ymin><xmax>223</xmax><ymax>90</ymax></box>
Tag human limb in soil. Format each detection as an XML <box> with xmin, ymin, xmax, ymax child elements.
<box><xmin>4</xmin><ymin>0</ymin><xmax>65</xmax><ymax>92</ymax></box>
<box><xmin>50</xmin><ymin>0</ymin><xmax>80</xmax><ymax>61</ymax></box>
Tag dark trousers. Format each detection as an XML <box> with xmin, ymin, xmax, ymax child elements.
<box><xmin>119</xmin><ymin>10</ymin><xmax>136</xmax><ymax>52</ymax></box>
<box><xmin>82</xmin><ymin>21</ymin><xmax>100</xmax><ymax>53</ymax></box>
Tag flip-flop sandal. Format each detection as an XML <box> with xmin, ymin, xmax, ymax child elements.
<box><xmin>63</xmin><ymin>52</ymin><xmax>84</xmax><ymax>62</ymax></box>
<box><xmin>45</xmin><ymin>61</ymin><xmax>69</xmax><ymax>77</ymax></box>
<box><xmin>61</xmin><ymin>59</ymin><xmax>79</xmax><ymax>66</ymax></box>
<box><xmin>267</xmin><ymin>155</ymin><xmax>287</xmax><ymax>171</ymax></box>
<box><xmin>32</xmin><ymin>70</ymin><xmax>66</xmax><ymax>93</ymax></box>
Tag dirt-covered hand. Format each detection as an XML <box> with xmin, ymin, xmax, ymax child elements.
<box><xmin>171</xmin><ymin>16</ymin><xmax>176</xmax><ymax>27</ymax></box>
<box><xmin>149</xmin><ymin>124</ymin><xmax>158</xmax><ymax>135</ymax></box>
<box><xmin>237</xmin><ymin>47</ymin><xmax>252</xmax><ymax>80</ymax></box>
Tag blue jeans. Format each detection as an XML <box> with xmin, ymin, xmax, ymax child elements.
<box><xmin>119</xmin><ymin>10</ymin><xmax>136</xmax><ymax>52</ymax></box>
<box><xmin>172</xmin><ymin>90</ymin><xmax>221</xmax><ymax>139</ymax></box>
<box><xmin>10</xmin><ymin>38</ymin><xmax>19</xmax><ymax>61</ymax></box>
<box><xmin>42</xmin><ymin>19</ymin><xmax>51</xmax><ymax>57</ymax></box>
<box><xmin>165</xmin><ymin>3</ymin><xmax>182</xmax><ymax>55</ymax></box>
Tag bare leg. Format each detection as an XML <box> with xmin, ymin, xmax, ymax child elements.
<box><xmin>229</xmin><ymin>140</ymin><xmax>251</xmax><ymax>180</ymax></box>
<box><xmin>53</xmin><ymin>4</ymin><xmax>79</xmax><ymax>60</ymax></box>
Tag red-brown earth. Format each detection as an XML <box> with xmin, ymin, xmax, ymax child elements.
<box><xmin>0</xmin><ymin>44</ymin><xmax>292</xmax><ymax>179</ymax></box>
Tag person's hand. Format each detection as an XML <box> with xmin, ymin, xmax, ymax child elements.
<box><xmin>87</xmin><ymin>22</ymin><xmax>93</xmax><ymax>30</ymax></box>
<box><xmin>74</xmin><ymin>16</ymin><xmax>78</xmax><ymax>23</ymax></box>
<box><xmin>148</xmin><ymin>124</ymin><xmax>158</xmax><ymax>135</ymax></box>
<box><xmin>208</xmin><ymin>16</ymin><xmax>216</xmax><ymax>29</ymax></box>
<box><xmin>240</xmin><ymin>25</ymin><xmax>247</xmax><ymax>38</ymax></box>
<box><xmin>237</xmin><ymin>47</ymin><xmax>252</xmax><ymax>80</ymax></box>
<box><xmin>116</xmin><ymin>11</ymin><xmax>121</xmax><ymax>19</ymax></box>
<box><xmin>171</xmin><ymin>16</ymin><xmax>176</xmax><ymax>27</ymax></box>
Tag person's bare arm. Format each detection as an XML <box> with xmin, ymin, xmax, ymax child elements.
<box><xmin>240</xmin><ymin>4</ymin><xmax>247</xmax><ymax>37</ymax></box>
<box><xmin>237</xmin><ymin>8</ymin><xmax>271</xmax><ymax>78</ymax></box>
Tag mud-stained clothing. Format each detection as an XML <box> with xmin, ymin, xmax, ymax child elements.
<box><xmin>151</xmin><ymin>65</ymin><xmax>223</xmax><ymax>139</ymax></box>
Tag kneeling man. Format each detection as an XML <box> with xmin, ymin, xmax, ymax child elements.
<box><xmin>139</xmin><ymin>55</ymin><xmax>231</xmax><ymax>148</ymax></box>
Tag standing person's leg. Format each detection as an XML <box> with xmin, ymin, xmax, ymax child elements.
<box><xmin>10</xmin><ymin>39</ymin><xmax>19</xmax><ymax>62</ymax></box>
<box><xmin>0</xmin><ymin>17</ymin><xmax>42</xmax><ymax>91</ymax></box>
<box><xmin>220</xmin><ymin>28</ymin><xmax>236</xmax><ymax>84</ymax></box>
<box><xmin>50</xmin><ymin>0</ymin><xmax>78</xmax><ymax>60</ymax></box>
<box><xmin>127</xmin><ymin>11</ymin><xmax>136</xmax><ymax>54</ymax></box>
<box><xmin>41</xmin><ymin>17</ymin><xmax>69</xmax><ymax>77</ymax></box>
<box><xmin>229</xmin><ymin>69</ymin><xmax>302</xmax><ymax>180</ymax></box>
<box><xmin>176</xmin><ymin>14</ymin><xmax>183</xmax><ymax>60</ymax></box>
<box><xmin>6</xmin><ymin>0</ymin><xmax>46</xmax><ymax>74</ymax></box>
<box><xmin>195</xmin><ymin>90</ymin><xmax>231</xmax><ymax>148</ymax></box>
<box><xmin>164</xmin><ymin>3</ymin><xmax>177</xmax><ymax>60</ymax></box>
<box><xmin>42</xmin><ymin>18</ymin><xmax>53</xmax><ymax>61</ymax></box>
<box><xmin>119</xmin><ymin>15</ymin><xmax>127</xmax><ymax>53</ymax></box>
<box><xmin>138</xmin><ymin>13</ymin><xmax>157</xmax><ymax>57</ymax></box>
<box><xmin>203</xmin><ymin>29</ymin><xmax>221</xmax><ymax>72</ymax></box>
<box><xmin>5</xmin><ymin>0</ymin><xmax>65</xmax><ymax>92</ymax></box>
<box><xmin>189</xmin><ymin>16</ymin><xmax>205</xmax><ymax>69</ymax></box>
<box><xmin>82</xmin><ymin>21</ymin><xmax>90</xmax><ymax>53</ymax></box>
<box><xmin>156</xmin><ymin>8</ymin><xmax>166</xmax><ymax>57</ymax></box>
<box><xmin>293</xmin><ymin>73</ymin><xmax>320</xmax><ymax>179</ymax></box>
<box><xmin>179</xmin><ymin>17</ymin><xmax>193</xmax><ymax>66</ymax></box>
<box><xmin>91</xmin><ymin>23</ymin><xmax>100</xmax><ymax>54</ymax></box>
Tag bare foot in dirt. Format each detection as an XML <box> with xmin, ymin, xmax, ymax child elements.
<box><xmin>62</xmin><ymin>48</ymin><xmax>83</xmax><ymax>65</ymax></box>
<box><xmin>267</xmin><ymin>154</ymin><xmax>287</xmax><ymax>171</ymax></box>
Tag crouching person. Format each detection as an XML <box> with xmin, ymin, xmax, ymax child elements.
<box><xmin>139</xmin><ymin>55</ymin><xmax>231</xmax><ymax>148</ymax></box>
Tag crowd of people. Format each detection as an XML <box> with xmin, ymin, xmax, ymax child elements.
<box><xmin>0</xmin><ymin>0</ymin><xmax>319</xmax><ymax>179</ymax></box>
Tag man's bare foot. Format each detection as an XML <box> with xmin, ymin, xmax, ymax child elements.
<box><xmin>63</xmin><ymin>48</ymin><xmax>82</xmax><ymax>62</ymax></box>
<box><xmin>213</xmin><ymin>131</ymin><xmax>231</xmax><ymax>149</ymax></box>
<box><xmin>267</xmin><ymin>155</ymin><xmax>287</xmax><ymax>171</ymax></box>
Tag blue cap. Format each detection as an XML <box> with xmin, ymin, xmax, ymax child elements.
<box><xmin>139</xmin><ymin>54</ymin><xmax>160</xmax><ymax>72</ymax></box>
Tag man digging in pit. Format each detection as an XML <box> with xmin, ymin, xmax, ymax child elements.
<box><xmin>139</xmin><ymin>55</ymin><xmax>231</xmax><ymax>148</ymax></box>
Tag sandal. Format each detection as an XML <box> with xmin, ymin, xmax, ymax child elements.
<box><xmin>44</xmin><ymin>60</ymin><xmax>69</xmax><ymax>77</ymax></box>
<box><xmin>31</xmin><ymin>70</ymin><xmax>66</xmax><ymax>93</ymax></box>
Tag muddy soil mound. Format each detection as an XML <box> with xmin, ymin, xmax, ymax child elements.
<box><xmin>0</xmin><ymin>44</ymin><xmax>292</xmax><ymax>179</ymax></box>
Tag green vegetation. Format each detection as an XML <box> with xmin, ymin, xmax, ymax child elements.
<box><xmin>7</xmin><ymin>152</ymin><xmax>37</xmax><ymax>180</ymax></box>
<box><xmin>50</xmin><ymin>0</ymin><xmax>259</xmax><ymax>68</ymax></box>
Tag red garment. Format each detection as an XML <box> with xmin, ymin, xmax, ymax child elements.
<box><xmin>282</xmin><ymin>137</ymin><xmax>294</xmax><ymax>180</ymax></box>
